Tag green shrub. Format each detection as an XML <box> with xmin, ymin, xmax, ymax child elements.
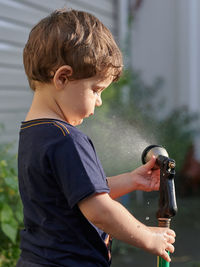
<box><xmin>0</xmin><ymin>144</ymin><xmax>23</xmax><ymax>266</ymax></box>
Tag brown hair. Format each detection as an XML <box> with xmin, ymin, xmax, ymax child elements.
<box><xmin>23</xmin><ymin>8</ymin><xmax>123</xmax><ymax>90</ymax></box>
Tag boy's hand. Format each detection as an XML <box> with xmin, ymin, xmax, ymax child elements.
<box><xmin>149</xmin><ymin>226</ymin><xmax>176</xmax><ymax>236</ymax></box>
<box><xmin>107</xmin><ymin>156</ymin><xmax>160</xmax><ymax>199</ymax></box>
<box><xmin>131</xmin><ymin>156</ymin><xmax>160</xmax><ymax>192</ymax></box>
<box><xmin>78</xmin><ymin>193</ymin><xmax>175</xmax><ymax>262</ymax></box>
<box><xmin>148</xmin><ymin>227</ymin><xmax>176</xmax><ymax>262</ymax></box>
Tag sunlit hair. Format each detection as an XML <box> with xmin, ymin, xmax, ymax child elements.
<box><xmin>23</xmin><ymin>8</ymin><xmax>123</xmax><ymax>90</ymax></box>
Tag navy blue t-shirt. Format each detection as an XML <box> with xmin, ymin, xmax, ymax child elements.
<box><xmin>18</xmin><ymin>119</ymin><xmax>111</xmax><ymax>266</ymax></box>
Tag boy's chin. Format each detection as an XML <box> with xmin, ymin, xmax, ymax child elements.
<box><xmin>71</xmin><ymin>118</ymin><xmax>83</xmax><ymax>126</ymax></box>
<box><xmin>71</xmin><ymin>114</ymin><xmax>92</xmax><ymax>126</ymax></box>
<box><xmin>77</xmin><ymin>119</ymin><xmax>84</xmax><ymax>125</ymax></box>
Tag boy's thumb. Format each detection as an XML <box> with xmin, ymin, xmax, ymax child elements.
<box><xmin>144</xmin><ymin>155</ymin><xmax>157</xmax><ymax>170</ymax></box>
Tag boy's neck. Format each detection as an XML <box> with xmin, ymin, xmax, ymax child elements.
<box><xmin>25</xmin><ymin>84</ymin><xmax>67</xmax><ymax>123</ymax></box>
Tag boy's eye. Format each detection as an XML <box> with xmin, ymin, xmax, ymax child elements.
<box><xmin>93</xmin><ymin>90</ymin><xmax>101</xmax><ymax>96</ymax></box>
<box><xmin>93</xmin><ymin>87</ymin><xmax>104</xmax><ymax>95</ymax></box>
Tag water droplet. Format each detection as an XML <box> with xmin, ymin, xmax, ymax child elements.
<box><xmin>145</xmin><ymin>216</ymin><xmax>150</xmax><ymax>221</ymax></box>
<box><xmin>147</xmin><ymin>201</ymin><xmax>150</xmax><ymax>205</ymax></box>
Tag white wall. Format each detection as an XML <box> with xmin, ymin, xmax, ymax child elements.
<box><xmin>130</xmin><ymin>0</ymin><xmax>200</xmax><ymax>116</ymax></box>
<box><xmin>131</xmin><ymin>0</ymin><xmax>176</xmax><ymax>114</ymax></box>
<box><xmin>130</xmin><ymin>0</ymin><xmax>200</xmax><ymax>159</ymax></box>
<box><xmin>175</xmin><ymin>0</ymin><xmax>200</xmax><ymax>113</ymax></box>
<box><xmin>0</xmin><ymin>0</ymin><xmax>116</xmax><ymax>145</ymax></box>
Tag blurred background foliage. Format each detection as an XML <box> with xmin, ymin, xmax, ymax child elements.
<box><xmin>0</xmin><ymin>68</ymin><xmax>199</xmax><ymax>266</ymax></box>
<box><xmin>0</xmin><ymin>137</ymin><xmax>23</xmax><ymax>266</ymax></box>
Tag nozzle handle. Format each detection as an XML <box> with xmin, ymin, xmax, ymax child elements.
<box><xmin>141</xmin><ymin>145</ymin><xmax>178</xmax><ymax>219</ymax></box>
<box><xmin>157</xmin><ymin>171</ymin><xmax>178</xmax><ymax>218</ymax></box>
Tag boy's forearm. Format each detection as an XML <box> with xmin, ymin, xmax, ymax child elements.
<box><xmin>96</xmin><ymin>196</ymin><xmax>152</xmax><ymax>250</ymax></box>
<box><xmin>107</xmin><ymin>172</ymin><xmax>138</xmax><ymax>199</ymax></box>
<box><xmin>107</xmin><ymin>157</ymin><xmax>160</xmax><ymax>198</ymax></box>
<box><xmin>78</xmin><ymin>193</ymin><xmax>152</xmax><ymax>251</ymax></box>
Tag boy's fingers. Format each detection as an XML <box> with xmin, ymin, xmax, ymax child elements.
<box><xmin>167</xmin><ymin>229</ymin><xmax>176</xmax><ymax>237</ymax></box>
<box><xmin>162</xmin><ymin>251</ymin><xmax>171</xmax><ymax>262</ymax></box>
<box><xmin>168</xmin><ymin>235</ymin><xmax>175</xmax><ymax>244</ymax></box>
<box><xmin>166</xmin><ymin>243</ymin><xmax>175</xmax><ymax>254</ymax></box>
<box><xmin>164</xmin><ymin>233</ymin><xmax>175</xmax><ymax>244</ymax></box>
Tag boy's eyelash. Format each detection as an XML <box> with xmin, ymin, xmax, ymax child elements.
<box><xmin>93</xmin><ymin>89</ymin><xmax>101</xmax><ymax>95</ymax></box>
<box><xmin>93</xmin><ymin>87</ymin><xmax>104</xmax><ymax>93</ymax></box>
<box><xmin>94</xmin><ymin>91</ymin><xmax>100</xmax><ymax>95</ymax></box>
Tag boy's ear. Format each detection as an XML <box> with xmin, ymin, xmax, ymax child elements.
<box><xmin>53</xmin><ymin>65</ymin><xmax>73</xmax><ymax>90</ymax></box>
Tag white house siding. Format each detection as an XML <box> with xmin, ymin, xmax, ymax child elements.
<box><xmin>0</xmin><ymin>0</ymin><xmax>116</xmax><ymax>146</ymax></box>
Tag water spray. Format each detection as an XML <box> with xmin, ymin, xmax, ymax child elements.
<box><xmin>142</xmin><ymin>145</ymin><xmax>178</xmax><ymax>267</ymax></box>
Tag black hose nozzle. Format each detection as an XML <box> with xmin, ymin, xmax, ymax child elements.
<box><xmin>142</xmin><ymin>145</ymin><xmax>178</xmax><ymax>219</ymax></box>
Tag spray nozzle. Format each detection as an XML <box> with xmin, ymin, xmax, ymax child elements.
<box><xmin>142</xmin><ymin>145</ymin><xmax>178</xmax><ymax>219</ymax></box>
<box><xmin>141</xmin><ymin>145</ymin><xmax>176</xmax><ymax>170</ymax></box>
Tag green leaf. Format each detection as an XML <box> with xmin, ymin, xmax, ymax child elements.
<box><xmin>4</xmin><ymin>176</ymin><xmax>18</xmax><ymax>192</ymax></box>
<box><xmin>15</xmin><ymin>204</ymin><xmax>23</xmax><ymax>223</ymax></box>
<box><xmin>0</xmin><ymin>194</ymin><xmax>6</xmax><ymax>209</ymax></box>
<box><xmin>1</xmin><ymin>204</ymin><xmax>18</xmax><ymax>243</ymax></box>
<box><xmin>0</xmin><ymin>160</ymin><xmax>7</xmax><ymax>168</ymax></box>
<box><xmin>1</xmin><ymin>223</ymin><xmax>18</xmax><ymax>243</ymax></box>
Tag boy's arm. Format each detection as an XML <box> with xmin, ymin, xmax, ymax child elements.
<box><xmin>107</xmin><ymin>156</ymin><xmax>160</xmax><ymax>199</ymax></box>
<box><xmin>78</xmin><ymin>192</ymin><xmax>175</xmax><ymax>262</ymax></box>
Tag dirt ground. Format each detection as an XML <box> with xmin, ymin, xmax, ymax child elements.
<box><xmin>111</xmin><ymin>196</ymin><xmax>200</xmax><ymax>267</ymax></box>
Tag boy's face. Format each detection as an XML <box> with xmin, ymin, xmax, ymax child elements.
<box><xmin>56</xmin><ymin>74</ymin><xmax>113</xmax><ymax>126</ymax></box>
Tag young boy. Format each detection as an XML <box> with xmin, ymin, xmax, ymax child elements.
<box><xmin>16</xmin><ymin>8</ymin><xmax>175</xmax><ymax>267</ymax></box>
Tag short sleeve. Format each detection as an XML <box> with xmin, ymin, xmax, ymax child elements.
<box><xmin>48</xmin><ymin>135</ymin><xmax>110</xmax><ymax>208</ymax></box>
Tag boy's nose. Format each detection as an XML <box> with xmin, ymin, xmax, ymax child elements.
<box><xmin>96</xmin><ymin>95</ymin><xmax>102</xmax><ymax>107</ymax></box>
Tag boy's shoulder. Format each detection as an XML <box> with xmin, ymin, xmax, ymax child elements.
<box><xmin>20</xmin><ymin>118</ymin><xmax>89</xmax><ymax>143</ymax></box>
<box><xmin>53</xmin><ymin>119</ymin><xmax>90</xmax><ymax>144</ymax></box>
<box><xmin>19</xmin><ymin>119</ymin><xmax>98</xmax><ymax>170</ymax></box>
